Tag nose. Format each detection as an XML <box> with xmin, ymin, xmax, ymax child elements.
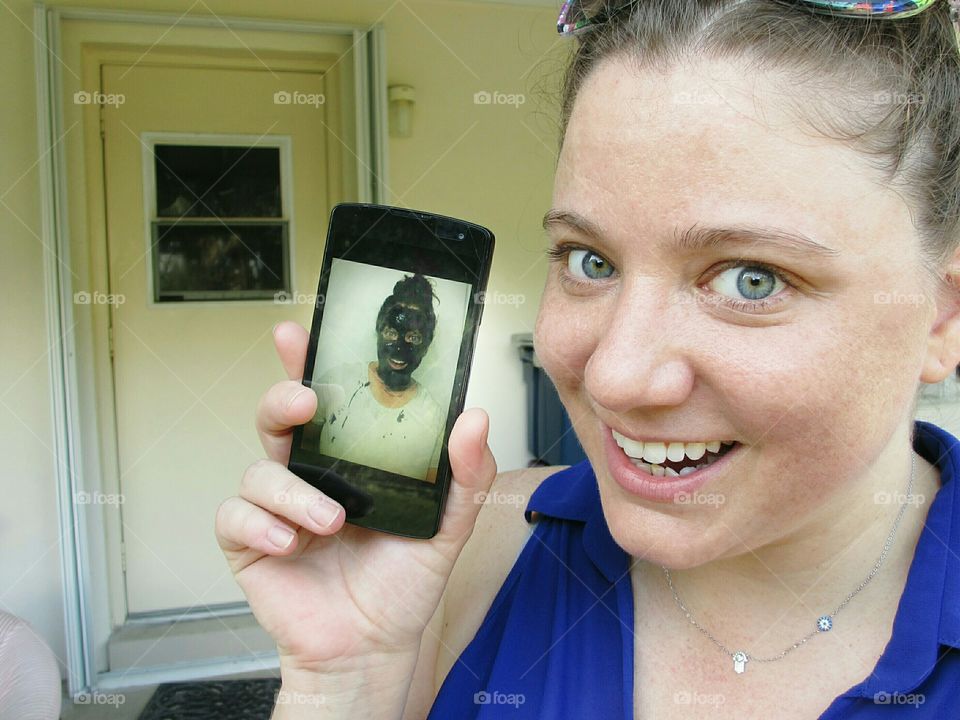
<box><xmin>583</xmin><ymin>278</ymin><xmax>695</xmax><ymax>415</ymax></box>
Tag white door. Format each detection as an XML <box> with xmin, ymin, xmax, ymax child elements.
<box><xmin>102</xmin><ymin>60</ymin><xmax>332</xmax><ymax>613</ymax></box>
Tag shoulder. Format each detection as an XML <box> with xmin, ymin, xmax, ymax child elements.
<box><xmin>412</xmin><ymin>381</ymin><xmax>439</xmax><ymax>403</ymax></box>
<box><xmin>349</xmin><ymin>360</ymin><xmax>372</xmax><ymax>378</ymax></box>
<box><xmin>435</xmin><ymin>464</ymin><xmax>569</xmax><ymax>688</ymax></box>
<box><xmin>340</xmin><ymin>361</ymin><xmax>373</xmax><ymax>388</ymax></box>
<box><xmin>417</xmin><ymin>387</ymin><xmax>445</xmax><ymax>419</ymax></box>
<box><xmin>317</xmin><ymin>360</ymin><xmax>367</xmax><ymax>381</ymax></box>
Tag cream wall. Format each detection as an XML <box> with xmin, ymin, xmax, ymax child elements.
<box><xmin>0</xmin><ymin>0</ymin><xmax>566</xmax><ymax>678</ymax></box>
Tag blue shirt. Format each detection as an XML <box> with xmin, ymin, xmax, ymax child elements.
<box><xmin>427</xmin><ymin>420</ymin><xmax>960</xmax><ymax>718</ymax></box>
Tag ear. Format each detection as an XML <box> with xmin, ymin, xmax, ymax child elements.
<box><xmin>920</xmin><ymin>248</ymin><xmax>960</xmax><ymax>384</ymax></box>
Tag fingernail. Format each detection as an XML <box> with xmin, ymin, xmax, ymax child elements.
<box><xmin>268</xmin><ymin>524</ymin><xmax>296</xmax><ymax>549</ymax></box>
<box><xmin>308</xmin><ymin>497</ymin><xmax>342</xmax><ymax>529</ymax></box>
<box><xmin>272</xmin><ymin>322</ymin><xmax>282</xmax><ymax>336</ymax></box>
<box><xmin>286</xmin><ymin>387</ymin><xmax>311</xmax><ymax>410</ymax></box>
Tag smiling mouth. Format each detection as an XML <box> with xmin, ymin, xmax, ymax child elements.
<box><xmin>610</xmin><ymin>426</ymin><xmax>740</xmax><ymax>476</ymax></box>
<box><xmin>624</xmin><ymin>441</ymin><xmax>738</xmax><ymax>476</ymax></box>
<box><xmin>388</xmin><ymin>358</ymin><xmax>408</xmax><ymax>370</ymax></box>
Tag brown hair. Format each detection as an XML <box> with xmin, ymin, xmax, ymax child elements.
<box><xmin>557</xmin><ymin>0</ymin><xmax>960</xmax><ymax>284</ymax></box>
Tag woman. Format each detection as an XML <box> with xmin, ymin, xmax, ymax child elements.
<box><xmin>214</xmin><ymin>1</ymin><xmax>960</xmax><ymax>717</ymax></box>
<box><xmin>307</xmin><ymin>273</ymin><xmax>445</xmax><ymax>482</ymax></box>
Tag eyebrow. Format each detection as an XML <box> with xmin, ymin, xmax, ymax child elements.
<box><xmin>542</xmin><ymin>209</ymin><xmax>842</xmax><ymax>260</ymax></box>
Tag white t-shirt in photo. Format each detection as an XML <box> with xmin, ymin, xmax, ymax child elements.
<box><xmin>309</xmin><ymin>361</ymin><xmax>445</xmax><ymax>481</ymax></box>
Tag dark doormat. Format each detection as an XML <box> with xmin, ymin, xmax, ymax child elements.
<box><xmin>137</xmin><ymin>678</ymin><xmax>282</xmax><ymax>719</ymax></box>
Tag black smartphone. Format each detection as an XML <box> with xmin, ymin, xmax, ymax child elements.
<box><xmin>287</xmin><ymin>203</ymin><xmax>495</xmax><ymax>539</ymax></box>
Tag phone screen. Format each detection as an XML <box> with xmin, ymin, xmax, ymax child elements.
<box><xmin>288</xmin><ymin>204</ymin><xmax>494</xmax><ymax>538</ymax></box>
<box><xmin>303</xmin><ymin>258</ymin><xmax>471</xmax><ymax>481</ymax></box>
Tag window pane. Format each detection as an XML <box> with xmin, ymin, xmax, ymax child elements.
<box><xmin>153</xmin><ymin>222</ymin><xmax>288</xmax><ymax>301</ymax></box>
<box><xmin>154</xmin><ymin>145</ymin><xmax>282</xmax><ymax>218</ymax></box>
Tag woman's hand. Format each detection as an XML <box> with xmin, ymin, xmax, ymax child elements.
<box><xmin>214</xmin><ymin>321</ymin><xmax>498</xmax><ymax>688</ymax></box>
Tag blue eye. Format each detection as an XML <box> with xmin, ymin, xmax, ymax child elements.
<box><xmin>567</xmin><ymin>248</ymin><xmax>614</xmax><ymax>280</ymax></box>
<box><xmin>708</xmin><ymin>264</ymin><xmax>786</xmax><ymax>304</ymax></box>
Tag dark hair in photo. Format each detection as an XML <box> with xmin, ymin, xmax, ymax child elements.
<box><xmin>376</xmin><ymin>273</ymin><xmax>439</xmax><ymax>346</ymax></box>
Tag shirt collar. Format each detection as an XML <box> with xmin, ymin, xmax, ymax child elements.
<box><xmin>914</xmin><ymin>420</ymin><xmax>960</xmax><ymax>651</ymax></box>
<box><xmin>525</xmin><ymin>458</ymin><xmax>626</xmax><ymax>583</ymax></box>
<box><xmin>525</xmin><ymin>420</ymin><xmax>960</xmax><ymax>691</ymax></box>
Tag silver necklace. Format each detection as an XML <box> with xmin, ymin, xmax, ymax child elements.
<box><xmin>661</xmin><ymin>452</ymin><xmax>916</xmax><ymax>675</ymax></box>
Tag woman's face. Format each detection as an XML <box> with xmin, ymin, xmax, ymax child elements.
<box><xmin>376</xmin><ymin>302</ymin><xmax>431</xmax><ymax>390</ymax></box>
<box><xmin>534</xmin><ymin>55</ymin><xmax>944</xmax><ymax>568</ymax></box>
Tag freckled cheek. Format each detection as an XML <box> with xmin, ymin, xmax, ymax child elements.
<box><xmin>823</xmin><ymin>305</ymin><xmax>927</xmax><ymax>440</ymax></box>
<box><xmin>738</xmin><ymin>308</ymin><xmax>919</xmax><ymax>508</ymax></box>
<box><xmin>533</xmin><ymin>283</ymin><xmax>604</xmax><ymax>394</ymax></box>
<box><xmin>810</xmin><ymin>294</ymin><xmax>924</xmax><ymax>411</ymax></box>
<box><xmin>709</xmin><ymin>338</ymin><xmax>832</xmax><ymax>461</ymax></box>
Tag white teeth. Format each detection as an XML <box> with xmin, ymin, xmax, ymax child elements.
<box><xmin>666</xmin><ymin>442</ymin><xmax>686</xmax><ymax>463</ymax></box>
<box><xmin>629</xmin><ymin>459</ymin><xmax>653</xmax><ymax>473</ymax></box>
<box><xmin>643</xmin><ymin>442</ymin><xmax>667</xmax><ymax>465</ymax></box>
<box><xmin>615</xmin><ymin>432</ymin><xmax>645</xmax><ymax>459</ymax></box>
<box><xmin>630</xmin><ymin>459</ymin><xmax>712</xmax><ymax>477</ymax></box>
<box><xmin>685</xmin><ymin>442</ymin><xmax>706</xmax><ymax>461</ymax></box>
<box><xmin>612</xmin><ymin>430</ymin><xmax>732</xmax><ymax>465</ymax></box>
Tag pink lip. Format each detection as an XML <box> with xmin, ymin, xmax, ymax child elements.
<box><xmin>601</xmin><ymin>421</ymin><xmax>743</xmax><ymax>503</ymax></box>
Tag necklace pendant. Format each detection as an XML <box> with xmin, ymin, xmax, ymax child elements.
<box><xmin>733</xmin><ymin>651</ymin><xmax>748</xmax><ymax>674</ymax></box>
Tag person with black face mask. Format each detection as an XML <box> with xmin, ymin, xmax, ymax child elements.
<box><xmin>308</xmin><ymin>274</ymin><xmax>446</xmax><ymax>483</ymax></box>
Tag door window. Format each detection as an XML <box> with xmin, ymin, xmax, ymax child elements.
<box><xmin>150</xmin><ymin>143</ymin><xmax>290</xmax><ymax>302</ymax></box>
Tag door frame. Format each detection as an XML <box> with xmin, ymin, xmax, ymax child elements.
<box><xmin>33</xmin><ymin>3</ymin><xmax>388</xmax><ymax>697</ymax></box>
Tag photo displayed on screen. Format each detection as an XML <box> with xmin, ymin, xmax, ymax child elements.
<box><xmin>300</xmin><ymin>259</ymin><xmax>472</xmax><ymax>483</ymax></box>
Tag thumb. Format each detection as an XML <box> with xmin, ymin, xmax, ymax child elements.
<box><xmin>435</xmin><ymin>407</ymin><xmax>497</xmax><ymax>547</ymax></box>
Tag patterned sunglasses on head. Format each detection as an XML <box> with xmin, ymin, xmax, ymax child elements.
<box><xmin>557</xmin><ymin>0</ymin><xmax>950</xmax><ymax>36</ymax></box>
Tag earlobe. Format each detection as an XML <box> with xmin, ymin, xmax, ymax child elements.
<box><xmin>920</xmin><ymin>265</ymin><xmax>960</xmax><ymax>384</ymax></box>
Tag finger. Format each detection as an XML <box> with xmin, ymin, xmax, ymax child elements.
<box><xmin>255</xmin><ymin>380</ymin><xmax>319</xmax><ymax>462</ymax></box>
<box><xmin>273</xmin><ymin>321</ymin><xmax>310</xmax><ymax>381</ymax></box>
<box><xmin>239</xmin><ymin>459</ymin><xmax>345</xmax><ymax>535</ymax></box>
<box><xmin>215</xmin><ymin>495</ymin><xmax>302</xmax><ymax>560</ymax></box>
<box><xmin>435</xmin><ymin>408</ymin><xmax>498</xmax><ymax>548</ymax></box>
